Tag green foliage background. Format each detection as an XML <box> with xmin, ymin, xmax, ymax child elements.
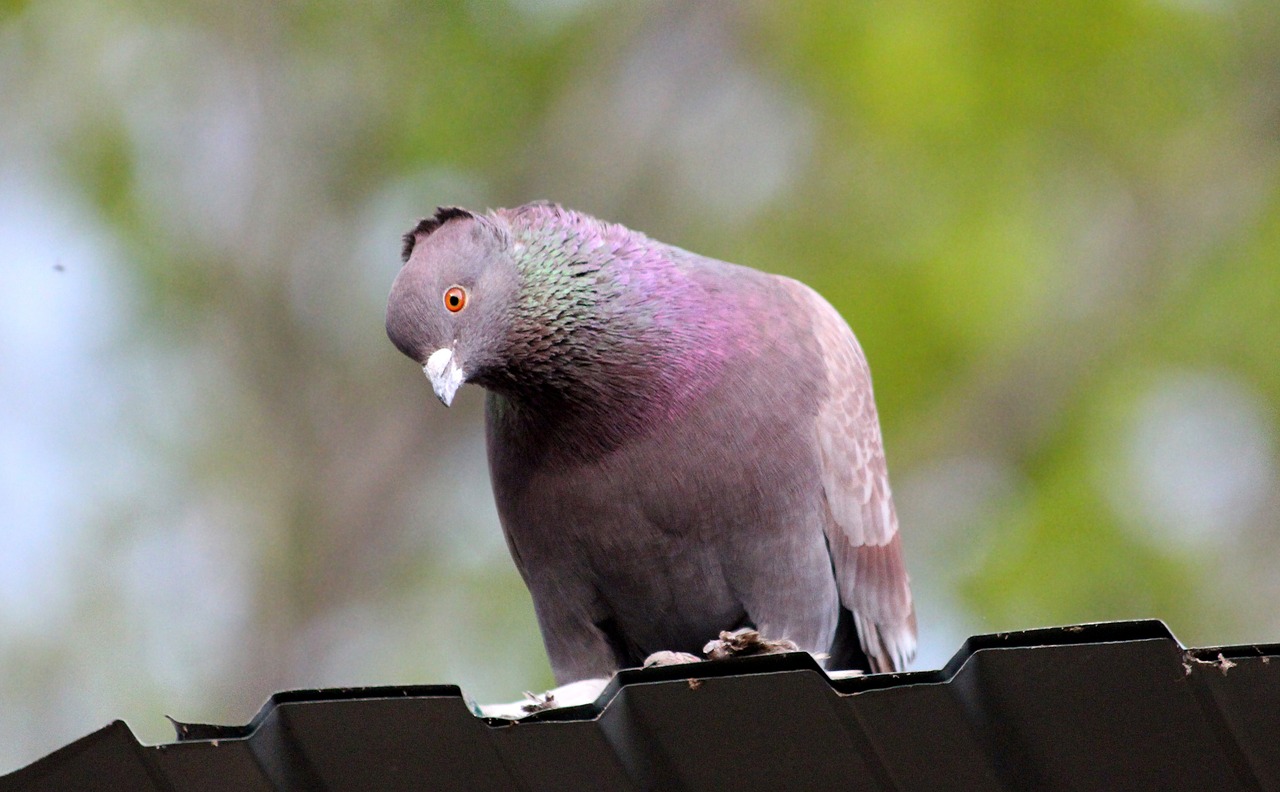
<box><xmin>2</xmin><ymin>0</ymin><xmax>1278</xmax><ymax>772</ymax></box>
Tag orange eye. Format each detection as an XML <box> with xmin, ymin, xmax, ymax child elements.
<box><xmin>444</xmin><ymin>286</ymin><xmax>467</xmax><ymax>312</ymax></box>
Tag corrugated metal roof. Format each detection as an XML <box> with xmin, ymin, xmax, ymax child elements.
<box><xmin>3</xmin><ymin>620</ymin><xmax>1277</xmax><ymax>791</ymax></box>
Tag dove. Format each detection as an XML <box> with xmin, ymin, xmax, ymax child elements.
<box><xmin>386</xmin><ymin>203</ymin><xmax>915</xmax><ymax>684</ymax></box>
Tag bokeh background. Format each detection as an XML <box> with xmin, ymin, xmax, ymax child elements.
<box><xmin>3</xmin><ymin>0</ymin><xmax>1279</xmax><ymax>772</ymax></box>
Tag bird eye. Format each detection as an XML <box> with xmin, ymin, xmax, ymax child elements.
<box><xmin>444</xmin><ymin>286</ymin><xmax>467</xmax><ymax>312</ymax></box>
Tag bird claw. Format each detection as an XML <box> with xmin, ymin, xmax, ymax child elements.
<box><xmin>643</xmin><ymin>650</ymin><xmax>703</xmax><ymax>668</ymax></box>
<box><xmin>703</xmin><ymin>628</ymin><xmax>799</xmax><ymax>661</ymax></box>
<box><xmin>636</xmin><ymin>629</ymin><xmax>801</xmax><ymax>675</ymax></box>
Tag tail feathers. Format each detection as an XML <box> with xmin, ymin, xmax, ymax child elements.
<box><xmin>854</xmin><ymin>607</ymin><xmax>918</xmax><ymax>673</ymax></box>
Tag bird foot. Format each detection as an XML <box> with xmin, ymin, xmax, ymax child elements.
<box><xmin>642</xmin><ymin>650</ymin><xmax>703</xmax><ymax>668</ymax></box>
<box><xmin>637</xmin><ymin>629</ymin><xmax>802</xmax><ymax>674</ymax></box>
<box><xmin>703</xmin><ymin>628</ymin><xmax>799</xmax><ymax>661</ymax></box>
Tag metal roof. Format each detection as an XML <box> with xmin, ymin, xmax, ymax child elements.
<box><xmin>3</xmin><ymin>619</ymin><xmax>1277</xmax><ymax>791</ymax></box>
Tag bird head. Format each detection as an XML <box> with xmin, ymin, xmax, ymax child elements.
<box><xmin>386</xmin><ymin>207</ymin><xmax>520</xmax><ymax>406</ymax></box>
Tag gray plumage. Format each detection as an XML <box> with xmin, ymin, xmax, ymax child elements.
<box><xmin>386</xmin><ymin>202</ymin><xmax>916</xmax><ymax>683</ymax></box>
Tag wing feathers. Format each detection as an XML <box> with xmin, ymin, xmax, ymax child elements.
<box><xmin>793</xmin><ymin>279</ymin><xmax>917</xmax><ymax>672</ymax></box>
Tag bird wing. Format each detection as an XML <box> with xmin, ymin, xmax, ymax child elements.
<box><xmin>795</xmin><ymin>281</ymin><xmax>917</xmax><ymax>672</ymax></box>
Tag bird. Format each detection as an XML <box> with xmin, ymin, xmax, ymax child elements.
<box><xmin>386</xmin><ymin>202</ymin><xmax>915</xmax><ymax>684</ymax></box>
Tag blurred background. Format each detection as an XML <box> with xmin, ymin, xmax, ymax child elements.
<box><xmin>2</xmin><ymin>0</ymin><xmax>1279</xmax><ymax>772</ymax></box>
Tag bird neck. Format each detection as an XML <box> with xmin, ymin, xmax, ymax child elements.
<box><xmin>479</xmin><ymin>214</ymin><xmax>733</xmax><ymax>458</ymax></box>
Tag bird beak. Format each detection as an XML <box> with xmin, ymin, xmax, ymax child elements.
<box><xmin>424</xmin><ymin>347</ymin><xmax>466</xmax><ymax>406</ymax></box>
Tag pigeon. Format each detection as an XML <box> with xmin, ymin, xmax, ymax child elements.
<box><xmin>386</xmin><ymin>202</ymin><xmax>916</xmax><ymax>684</ymax></box>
